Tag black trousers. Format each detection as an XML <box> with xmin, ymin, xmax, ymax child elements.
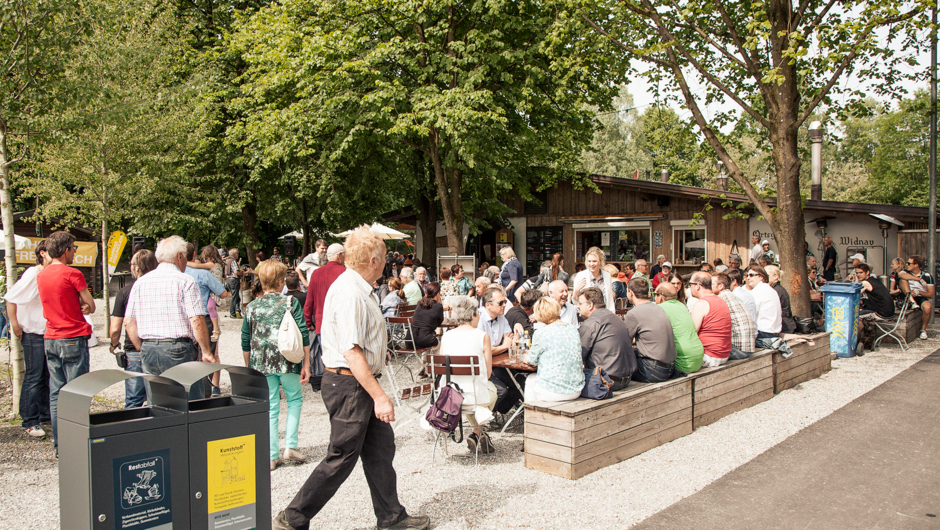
<box><xmin>225</xmin><ymin>278</ymin><xmax>241</xmax><ymax>316</ymax></box>
<box><xmin>490</xmin><ymin>369</ymin><xmax>526</xmax><ymax>414</ymax></box>
<box><xmin>285</xmin><ymin>371</ymin><xmax>406</xmax><ymax>529</ymax></box>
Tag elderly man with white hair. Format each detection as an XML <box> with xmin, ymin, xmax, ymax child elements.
<box><xmin>125</xmin><ymin>235</ymin><xmax>215</xmax><ymax>400</ymax></box>
<box><xmin>545</xmin><ymin>280</ymin><xmax>579</xmax><ymax>328</ymax></box>
<box><xmin>401</xmin><ymin>267</ymin><xmax>422</xmax><ymax>305</ymax></box>
<box><xmin>275</xmin><ymin>227</ymin><xmax>430</xmax><ymax>530</ymax></box>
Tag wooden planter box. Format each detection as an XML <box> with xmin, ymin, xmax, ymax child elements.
<box><xmin>894</xmin><ymin>309</ymin><xmax>923</xmax><ymax>345</ymax></box>
<box><xmin>773</xmin><ymin>332</ymin><xmax>832</xmax><ymax>393</ymax></box>
<box><xmin>524</xmin><ymin>378</ymin><xmax>692</xmax><ymax>480</ymax></box>
<box><xmin>689</xmin><ymin>349</ymin><xmax>774</xmax><ymax>429</ymax></box>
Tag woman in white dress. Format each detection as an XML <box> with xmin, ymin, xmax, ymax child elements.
<box><xmin>439</xmin><ymin>296</ymin><xmax>498</xmax><ymax>454</ymax></box>
<box><xmin>572</xmin><ymin>246</ymin><xmax>615</xmax><ymax>309</ymax></box>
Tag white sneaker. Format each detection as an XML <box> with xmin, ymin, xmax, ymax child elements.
<box><xmin>920</xmin><ymin>330</ymin><xmax>928</xmax><ymax>340</ymax></box>
<box><xmin>26</xmin><ymin>426</ymin><xmax>45</xmax><ymax>438</ymax></box>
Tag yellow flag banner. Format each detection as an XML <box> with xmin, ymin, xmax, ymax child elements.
<box><xmin>16</xmin><ymin>237</ymin><xmax>99</xmax><ymax>267</ymax></box>
<box><xmin>107</xmin><ymin>231</ymin><xmax>128</xmax><ymax>275</ymax></box>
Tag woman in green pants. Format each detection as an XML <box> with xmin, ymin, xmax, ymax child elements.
<box><xmin>242</xmin><ymin>260</ymin><xmax>311</xmax><ymax>470</ymax></box>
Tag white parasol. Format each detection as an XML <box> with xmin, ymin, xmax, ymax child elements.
<box><xmin>0</xmin><ymin>230</ymin><xmax>30</xmax><ymax>250</ymax></box>
<box><xmin>337</xmin><ymin>222</ymin><xmax>411</xmax><ymax>240</ymax></box>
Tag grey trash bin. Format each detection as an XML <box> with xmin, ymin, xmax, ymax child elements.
<box><xmin>58</xmin><ymin>369</ymin><xmax>189</xmax><ymax>530</ymax></box>
<box><xmin>160</xmin><ymin>362</ymin><xmax>271</xmax><ymax>530</ymax></box>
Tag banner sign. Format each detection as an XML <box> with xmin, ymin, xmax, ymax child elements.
<box><xmin>107</xmin><ymin>231</ymin><xmax>128</xmax><ymax>275</ymax></box>
<box><xmin>16</xmin><ymin>237</ymin><xmax>98</xmax><ymax>267</ymax></box>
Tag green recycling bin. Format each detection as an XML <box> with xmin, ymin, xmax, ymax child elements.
<box><xmin>161</xmin><ymin>362</ymin><xmax>271</xmax><ymax>530</ymax></box>
<box><xmin>58</xmin><ymin>369</ymin><xmax>190</xmax><ymax>530</ymax></box>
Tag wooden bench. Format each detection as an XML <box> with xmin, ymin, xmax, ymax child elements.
<box><xmin>773</xmin><ymin>332</ymin><xmax>831</xmax><ymax>393</ymax></box>
<box><xmin>522</xmin><ymin>332</ymin><xmax>834</xmax><ymax>480</ymax></box>
<box><xmin>524</xmin><ymin>378</ymin><xmax>692</xmax><ymax>480</ymax></box>
<box><xmin>688</xmin><ymin>349</ymin><xmax>774</xmax><ymax>429</ymax></box>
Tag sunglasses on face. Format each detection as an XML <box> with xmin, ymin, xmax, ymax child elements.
<box><xmin>688</xmin><ymin>282</ymin><xmax>701</xmax><ymax>287</ymax></box>
<box><xmin>489</xmin><ymin>300</ymin><xmax>506</xmax><ymax>306</ymax></box>
<box><xmin>746</xmin><ymin>272</ymin><xmax>760</xmax><ymax>278</ymax></box>
<box><xmin>670</xmin><ymin>281</ymin><xmax>682</xmax><ymax>286</ymax></box>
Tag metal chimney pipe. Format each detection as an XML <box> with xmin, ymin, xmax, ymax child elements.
<box><xmin>809</xmin><ymin>121</ymin><xmax>823</xmax><ymax>201</ymax></box>
<box><xmin>716</xmin><ymin>161</ymin><xmax>727</xmax><ymax>191</ymax></box>
<box><xmin>660</xmin><ymin>167</ymin><xmax>669</xmax><ymax>183</ymax></box>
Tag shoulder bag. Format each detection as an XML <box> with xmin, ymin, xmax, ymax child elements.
<box><xmin>729</xmin><ymin>240</ymin><xmax>741</xmax><ymax>263</ymax></box>
<box><xmin>425</xmin><ymin>359</ymin><xmax>465</xmax><ymax>442</ymax></box>
<box><xmin>278</xmin><ymin>298</ymin><xmax>305</xmax><ymax>364</ymax></box>
<box><xmin>580</xmin><ymin>366</ymin><xmax>614</xmax><ymax>400</ymax></box>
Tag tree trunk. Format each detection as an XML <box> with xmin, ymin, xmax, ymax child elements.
<box><xmin>415</xmin><ymin>151</ymin><xmax>438</xmax><ymax>266</ymax></box>
<box><xmin>101</xmin><ymin>218</ymin><xmax>111</xmax><ymax>322</ymax></box>
<box><xmin>767</xmin><ymin>0</ymin><xmax>811</xmax><ymax>317</ymax></box>
<box><xmin>242</xmin><ymin>196</ymin><xmax>260</xmax><ymax>268</ymax></box>
<box><xmin>427</xmin><ymin>130</ymin><xmax>463</xmax><ymax>255</ymax></box>
<box><xmin>0</xmin><ymin>119</ymin><xmax>23</xmax><ymax>411</ymax></box>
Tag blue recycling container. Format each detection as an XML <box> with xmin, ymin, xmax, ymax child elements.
<box><xmin>820</xmin><ymin>282</ymin><xmax>861</xmax><ymax>358</ymax></box>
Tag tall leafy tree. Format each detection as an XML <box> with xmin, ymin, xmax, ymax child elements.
<box><xmin>580</xmin><ymin>0</ymin><xmax>930</xmax><ymax>315</ymax></box>
<box><xmin>232</xmin><ymin>0</ymin><xmax>624</xmax><ymax>254</ymax></box>
<box><xmin>1</xmin><ymin>0</ymin><xmax>87</xmax><ymax>409</ymax></box>
<box><xmin>28</xmin><ymin>0</ymin><xmax>194</xmax><ymax>318</ymax></box>
<box><xmin>582</xmin><ymin>86</ymin><xmax>652</xmax><ymax>178</ymax></box>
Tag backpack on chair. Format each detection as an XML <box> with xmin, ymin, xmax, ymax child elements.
<box><xmin>425</xmin><ymin>358</ymin><xmax>465</xmax><ymax>442</ymax></box>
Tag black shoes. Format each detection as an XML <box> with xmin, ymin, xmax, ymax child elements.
<box><xmin>379</xmin><ymin>515</ymin><xmax>431</xmax><ymax>530</ymax></box>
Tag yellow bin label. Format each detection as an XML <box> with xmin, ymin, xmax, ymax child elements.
<box><xmin>206</xmin><ymin>435</ymin><xmax>256</xmax><ymax>529</ymax></box>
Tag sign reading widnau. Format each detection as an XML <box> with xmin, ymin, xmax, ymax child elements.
<box><xmin>15</xmin><ymin>236</ymin><xmax>98</xmax><ymax>267</ymax></box>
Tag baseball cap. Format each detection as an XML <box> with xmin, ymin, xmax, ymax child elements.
<box><xmin>850</xmin><ymin>253</ymin><xmax>865</xmax><ymax>262</ymax></box>
<box><xmin>327</xmin><ymin>243</ymin><xmax>345</xmax><ymax>259</ymax></box>
<box><xmin>662</xmin><ymin>261</ymin><xmax>672</xmax><ymax>269</ymax></box>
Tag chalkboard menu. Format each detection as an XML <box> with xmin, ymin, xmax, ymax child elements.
<box><xmin>526</xmin><ymin>226</ymin><xmax>563</xmax><ymax>276</ymax></box>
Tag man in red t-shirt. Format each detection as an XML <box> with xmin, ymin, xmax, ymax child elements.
<box><xmin>36</xmin><ymin>231</ymin><xmax>96</xmax><ymax>454</ymax></box>
<box><xmin>303</xmin><ymin>243</ymin><xmax>345</xmax><ymax>391</ymax></box>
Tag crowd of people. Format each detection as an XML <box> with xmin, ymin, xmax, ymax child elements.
<box><xmin>6</xmin><ymin>224</ymin><xmax>935</xmax><ymax>530</ymax></box>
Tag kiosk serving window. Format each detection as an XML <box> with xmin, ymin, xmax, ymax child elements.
<box><xmin>672</xmin><ymin>222</ymin><xmax>706</xmax><ymax>264</ymax></box>
<box><xmin>573</xmin><ymin>222</ymin><xmax>652</xmax><ymax>263</ymax></box>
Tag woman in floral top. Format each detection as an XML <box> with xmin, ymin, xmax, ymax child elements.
<box><xmin>438</xmin><ymin>267</ymin><xmax>457</xmax><ymax>298</ymax></box>
<box><xmin>241</xmin><ymin>260</ymin><xmax>311</xmax><ymax>470</ymax></box>
<box><xmin>452</xmin><ymin>264</ymin><xmax>473</xmax><ymax>296</ymax></box>
<box><xmin>524</xmin><ymin>297</ymin><xmax>584</xmax><ymax>403</ymax></box>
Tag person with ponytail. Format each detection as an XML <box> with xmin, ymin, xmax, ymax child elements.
<box><xmin>381</xmin><ymin>278</ymin><xmax>405</xmax><ymax>318</ymax></box>
<box><xmin>408</xmin><ymin>282</ymin><xmax>445</xmax><ymax>350</ymax></box>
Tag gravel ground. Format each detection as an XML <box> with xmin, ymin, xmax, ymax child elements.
<box><xmin>0</xmin><ymin>298</ymin><xmax>937</xmax><ymax>529</ymax></box>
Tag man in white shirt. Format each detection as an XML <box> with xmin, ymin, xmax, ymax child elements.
<box><xmin>727</xmin><ymin>268</ymin><xmax>758</xmax><ymax>323</ymax></box>
<box><xmin>547</xmin><ymin>280</ymin><xmax>579</xmax><ymax>327</ymax></box>
<box><xmin>275</xmin><ymin>227</ymin><xmax>429</xmax><ymax>530</ymax></box>
<box><xmin>5</xmin><ymin>241</ymin><xmax>50</xmax><ymax>437</ymax></box>
<box><xmin>750</xmin><ymin>235</ymin><xmax>763</xmax><ymax>263</ymax></box>
<box><xmin>476</xmin><ymin>286</ymin><xmax>520</xmax><ymax>415</ymax></box>
<box><xmin>744</xmin><ymin>264</ymin><xmax>782</xmax><ymax>338</ymax></box>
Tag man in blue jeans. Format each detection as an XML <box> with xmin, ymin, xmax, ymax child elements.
<box><xmin>110</xmin><ymin>249</ymin><xmax>159</xmax><ymax>408</ymax></box>
<box><xmin>6</xmin><ymin>241</ymin><xmax>51</xmax><ymax>438</ymax></box>
<box><xmin>623</xmin><ymin>277</ymin><xmax>678</xmax><ymax>383</ymax></box>
<box><xmin>125</xmin><ymin>236</ymin><xmax>215</xmax><ymax>401</ymax></box>
<box><xmin>36</xmin><ymin>232</ymin><xmax>96</xmax><ymax>455</ymax></box>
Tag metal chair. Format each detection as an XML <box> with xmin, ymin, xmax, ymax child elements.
<box><xmin>386</xmin><ymin>316</ymin><xmax>432</xmax><ymax>381</ymax></box>
<box><xmin>871</xmin><ymin>292</ymin><xmax>915</xmax><ymax>351</ymax></box>
<box><xmin>426</xmin><ymin>354</ymin><xmax>485</xmax><ymax>466</ymax></box>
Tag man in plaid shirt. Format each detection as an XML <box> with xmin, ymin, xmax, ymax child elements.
<box><xmin>125</xmin><ymin>235</ymin><xmax>215</xmax><ymax>399</ymax></box>
<box><xmin>712</xmin><ymin>272</ymin><xmax>757</xmax><ymax>359</ymax></box>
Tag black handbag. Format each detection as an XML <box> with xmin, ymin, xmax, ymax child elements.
<box><xmin>580</xmin><ymin>366</ymin><xmax>614</xmax><ymax>400</ymax></box>
<box><xmin>795</xmin><ymin>316</ymin><xmax>818</xmax><ymax>334</ymax></box>
<box><xmin>729</xmin><ymin>240</ymin><xmax>741</xmax><ymax>262</ymax></box>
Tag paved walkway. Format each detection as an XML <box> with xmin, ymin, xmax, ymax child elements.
<box><xmin>637</xmin><ymin>349</ymin><xmax>940</xmax><ymax>529</ymax></box>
